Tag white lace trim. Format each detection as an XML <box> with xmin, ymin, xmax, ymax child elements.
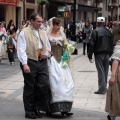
<box><xmin>48</xmin><ymin>35</ymin><xmax>64</xmax><ymax>46</ymax></box>
<box><xmin>48</xmin><ymin>36</ymin><xmax>64</xmax><ymax>41</ymax></box>
<box><xmin>111</xmin><ymin>56</ymin><xmax>120</xmax><ymax>60</ymax></box>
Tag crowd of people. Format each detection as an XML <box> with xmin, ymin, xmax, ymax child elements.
<box><xmin>1</xmin><ymin>13</ymin><xmax>120</xmax><ymax>120</ymax></box>
<box><xmin>57</xmin><ymin>17</ymin><xmax>120</xmax><ymax>120</ymax></box>
<box><xmin>0</xmin><ymin>19</ymin><xmax>21</xmax><ymax>65</ymax></box>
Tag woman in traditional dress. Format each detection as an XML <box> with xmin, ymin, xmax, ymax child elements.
<box><xmin>105</xmin><ymin>41</ymin><xmax>120</xmax><ymax>120</ymax></box>
<box><xmin>0</xmin><ymin>22</ymin><xmax>6</xmax><ymax>62</ymax></box>
<box><xmin>46</xmin><ymin>17</ymin><xmax>75</xmax><ymax>116</ymax></box>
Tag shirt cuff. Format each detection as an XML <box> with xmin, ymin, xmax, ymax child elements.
<box><xmin>22</xmin><ymin>61</ymin><xmax>27</xmax><ymax>65</ymax></box>
<box><xmin>46</xmin><ymin>51</ymin><xmax>51</xmax><ymax>58</ymax></box>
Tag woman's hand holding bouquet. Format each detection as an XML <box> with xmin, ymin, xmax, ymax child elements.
<box><xmin>61</xmin><ymin>41</ymin><xmax>75</xmax><ymax>68</ymax></box>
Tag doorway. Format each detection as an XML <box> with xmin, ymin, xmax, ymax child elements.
<box><xmin>16</xmin><ymin>7</ymin><xmax>21</xmax><ymax>29</ymax></box>
<box><xmin>0</xmin><ymin>6</ymin><xmax>5</xmax><ymax>22</ymax></box>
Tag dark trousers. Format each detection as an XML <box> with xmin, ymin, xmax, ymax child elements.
<box><xmin>66</xmin><ymin>30</ymin><xmax>71</xmax><ymax>39</ymax></box>
<box><xmin>20</xmin><ymin>59</ymin><xmax>51</xmax><ymax>114</ymax></box>
<box><xmin>83</xmin><ymin>42</ymin><xmax>89</xmax><ymax>54</ymax></box>
<box><xmin>7</xmin><ymin>48</ymin><xmax>14</xmax><ymax>63</ymax></box>
<box><xmin>94</xmin><ymin>54</ymin><xmax>109</xmax><ymax>93</ymax></box>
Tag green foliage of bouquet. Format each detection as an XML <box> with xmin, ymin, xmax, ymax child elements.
<box><xmin>61</xmin><ymin>41</ymin><xmax>75</xmax><ymax>68</ymax></box>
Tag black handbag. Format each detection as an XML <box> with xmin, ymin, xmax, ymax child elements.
<box><xmin>81</xmin><ymin>32</ymin><xmax>86</xmax><ymax>39</ymax></box>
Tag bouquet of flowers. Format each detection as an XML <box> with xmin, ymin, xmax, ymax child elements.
<box><xmin>61</xmin><ymin>41</ymin><xmax>75</xmax><ymax>68</ymax></box>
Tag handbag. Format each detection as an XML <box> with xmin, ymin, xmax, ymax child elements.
<box><xmin>81</xmin><ymin>32</ymin><xmax>86</xmax><ymax>39</ymax></box>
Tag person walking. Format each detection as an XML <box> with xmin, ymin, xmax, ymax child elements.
<box><xmin>82</xmin><ymin>21</ymin><xmax>92</xmax><ymax>55</ymax></box>
<box><xmin>17</xmin><ymin>13</ymin><xmax>52</xmax><ymax>119</ymax></box>
<box><xmin>65</xmin><ymin>20</ymin><xmax>72</xmax><ymax>39</ymax></box>
<box><xmin>46</xmin><ymin>17</ymin><xmax>75</xmax><ymax>116</ymax></box>
<box><xmin>7</xmin><ymin>30</ymin><xmax>16</xmax><ymax>65</ymax></box>
<box><xmin>88</xmin><ymin>17</ymin><xmax>113</xmax><ymax>94</ymax></box>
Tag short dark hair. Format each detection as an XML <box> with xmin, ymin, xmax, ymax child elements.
<box><xmin>29</xmin><ymin>13</ymin><xmax>40</xmax><ymax>21</ymax></box>
<box><xmin>52</xmin><ymin>18</ymin><xmax>61</xmax><ymax>26</ymax></box>
<box><xmin>9</xmin><ymin>29</ymin><xmax>14</xmax><ymax>35</ymax></box>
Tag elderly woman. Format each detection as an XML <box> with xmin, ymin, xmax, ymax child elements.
<box><xmin>46</xmin><ymin>17</ymin><xmax>75</xmax><ymax>116</ymax></box>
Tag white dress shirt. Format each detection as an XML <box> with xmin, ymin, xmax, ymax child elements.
<box><xmin>17</xmin><ymin>30</ymin><xmax>51</xmax><ymax>65</ymax></box>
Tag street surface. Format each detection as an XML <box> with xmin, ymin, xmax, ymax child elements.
<box><xmin>0</xmin><ymin>43</ymin><xmax>119</xmax><ymax>120</ymax></box>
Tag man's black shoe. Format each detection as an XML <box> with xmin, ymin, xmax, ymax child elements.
<box><xmin>94</xmin><ymin>91</ymin><xmax>101</xmax><ymax>94</ymax></box>
<box><xmin>46</xmin><ymin>112</ymin><xmax>52</xmax><ymax>117</ymax></box>
<box><xmin>25</xmin><ymin>113</ymin><xmax>37</xmax><ymax>119</ymax></box>
<box><xmin>94</xmin><ymin>91</ymin><xmax>106</xmax><ymax>95</ymax></box>
<box><xmin>34</xmin><ymin>110</ymin><xmax>42</xmax><ymax>118</ymax></box>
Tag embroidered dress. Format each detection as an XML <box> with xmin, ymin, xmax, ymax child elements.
<box><xmin>111</xmin><ymin>45</ymin><xmax>120</xmax><ymax>60</ymax></box>
<box><xmin>1</xmin><ymin>36</ymin><xmax>7</xmax><ymax>59</ymax></box>
<box><xmin>0</xmin><ymin>28</ymin><xmax>7</xmax><ymax>59</ymax></box>
<box><xmin>47</xmin><ymin>35</ymin><xmax>74</xmax><ymax>113</ymax></box>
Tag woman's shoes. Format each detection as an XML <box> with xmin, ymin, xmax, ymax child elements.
<box><xmin>46</xmin><ymin>112</ymin><xmax>52</xmax><ymax>116</ymax></box>
<box><xmin>61</xmin><ymin>112</ymin><xmax>73</xmax><ymax>116</ymax></box>
<box><xmin>107</xmin><ymin>115</ymin><xmax>111</xmax><ymax>120</ymax></box>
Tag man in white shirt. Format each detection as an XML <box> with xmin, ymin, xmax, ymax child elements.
<box><xmin>17</xmin><ymin>13</ymin><xmax>52</xmax><ymax>119</ymax></box>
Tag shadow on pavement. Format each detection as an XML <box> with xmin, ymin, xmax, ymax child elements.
<box><xmin>0</xmin><ymin>96</ymin><xmax>108</xmax><ymax>120</ymax></box>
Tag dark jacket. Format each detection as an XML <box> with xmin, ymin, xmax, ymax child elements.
<box><xmin>88</xmin><ymin>26</ymin><xmax>114</xmax><ymax>59</ymax></box>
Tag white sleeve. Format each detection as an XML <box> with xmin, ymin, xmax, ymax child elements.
<box><xmin>17</xmin><ymin>31</ymin><xmax>27</xmax><ymax>65</ymax></box>
<box><xmin>0</xmin><ymin>32</ymin><xmax>4</xmax><ymax>36</ymax></box>
<box><xmin>45</xmin><ymin>33</ymin><xmax>51</xmax><ymax>51</ymax></box>
<box><xmin>43</xmin><ymin>32</ymin><xmax>51</xmax><ymax>58</ymax></box>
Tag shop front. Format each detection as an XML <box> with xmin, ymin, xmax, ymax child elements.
<box><xmin>0</xmin><ymin>0</ymin><xmax>17</xmax><ymax>28</ymax></box>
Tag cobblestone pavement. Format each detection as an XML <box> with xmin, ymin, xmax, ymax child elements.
<box><xmin>0</xmin><ymin>43</ymin><xmax>119</xmax><ymax>120</ymax></box>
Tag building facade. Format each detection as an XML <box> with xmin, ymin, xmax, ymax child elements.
<box><xmin>0</xmin><ymin>0</ymin><xmax>120</xmax><ymax>29</ymax></box>
<box><xmin>0</xmin><ymin>0</ymin><xmax>38</xmax><ymax>28</ymax></box>
<box><xmin>107</xmin><ymin>0</ymin><xmax>120</xmax><ymax>21</ymax></box>
<box><xmin>47</xmin><ymin>0</ymin><xmax>120</xmax><ymax>22</ymax></box>
<box><xmin>16</xmin><ymin>0</ymin><xmax>38</xmax><ymax>28</ymax></box>
<box><xmin>0</xmin><ymin>1</ymin><xmax>17</xmax><ymax>28</ymax></box>
<box><xmin>47</xmin><ymin>0</ymin><xmax>103</xmax><ymax>22</ymax></box>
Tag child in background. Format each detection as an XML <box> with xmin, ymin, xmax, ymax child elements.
<box><xmin>7</xmin><ymin>30</ymin><xmax>16</xmax><ymax>65</ymax></box>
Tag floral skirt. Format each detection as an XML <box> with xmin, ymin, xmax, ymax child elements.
<box><xmin>50</xmin><ymin>102</ymin><xmax>73</xmax><ymax>113</ymax></box>
<box><xmin>40</xmin><ymin>90</ymin><xmax>73</xmax><ymax>113</ymax></box>
<box><xmin>0</xmin><ymin>41</ymin><xmax>7</xmax><ymax>59</ymax></box>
